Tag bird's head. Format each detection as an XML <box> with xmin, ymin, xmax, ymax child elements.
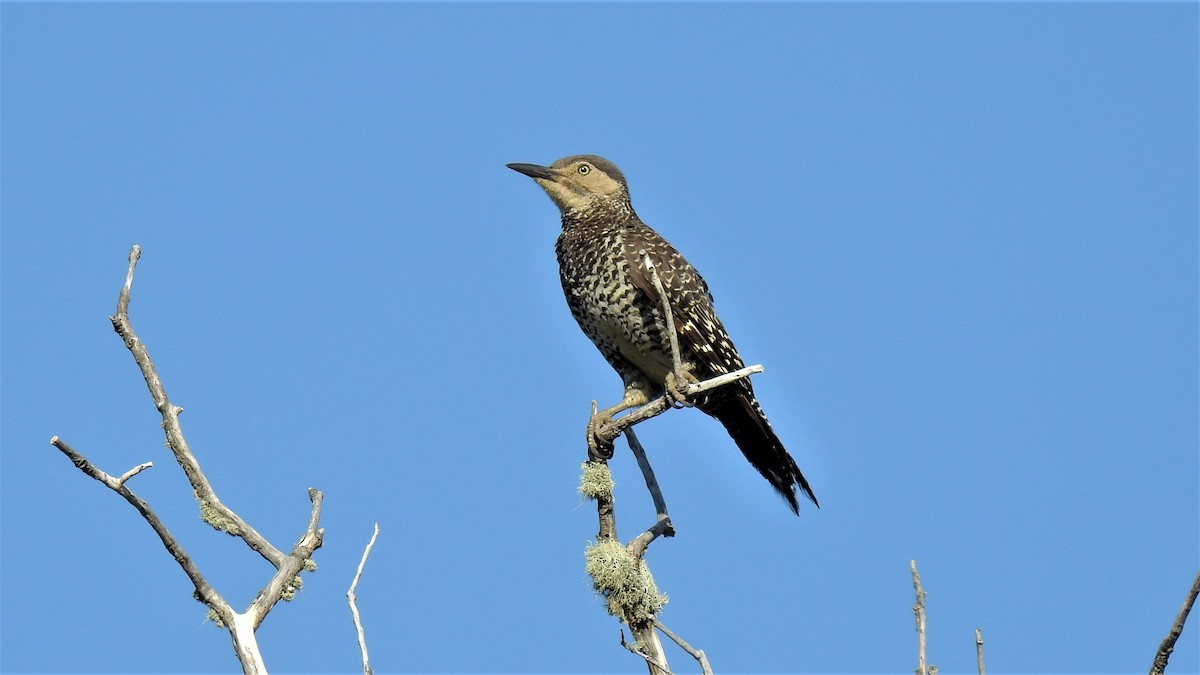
<box><xmin>507</xmin><ymin>155</ymin><xmax>632</xmax><ymax>217</ymax></box>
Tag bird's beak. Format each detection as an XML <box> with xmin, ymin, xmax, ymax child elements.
<box><xmin>507</xmin><ymin>162</ymin><xmax>557</xmax><ymax>180</ymax></box>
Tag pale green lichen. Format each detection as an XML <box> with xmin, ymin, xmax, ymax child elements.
<box><xmin>579</xmin><ymin>462</ymin><xmax>615</xmax><ymax>501</ymax></box>
<box><xmin>584</xmin><ymin>540</ymin><xmax>667</xmax><ymax>623</ymax></box>
<box><xmin>281</xmin><ymin>574</ymin><xmax>303</xmax><ymax>601</ymax></box>
<box><xmin>205</xmin><ymin>607</ymin><xmax>226</xmax><ymax>628</ymax></box>
<box><xmin>196</xmin><ymin>492</ymin><xmax>242</xmax><ymax>536</ymax></box>
<box><xmin>302</xmin><ymin>558</ymin><xmax>318</xmax><ymax>573</ymax></box>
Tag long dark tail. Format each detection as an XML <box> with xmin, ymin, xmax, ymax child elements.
<box><xmin>707</xmin><ymin>393</ymin><xmax>818</xmax><ymax>515</ymax></box>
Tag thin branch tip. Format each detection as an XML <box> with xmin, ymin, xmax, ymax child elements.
<box><xmin>349</xmin><ymin>523</ymin><xmax>381</xmax><ymax>675</ymax></box>
<box><xmin>116</xmin><ymin>462</ymin><xmax>154</xmax><ymax>486</ymax></box>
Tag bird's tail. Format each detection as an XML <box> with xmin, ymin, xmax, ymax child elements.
<box><xmin>707</xmin><ymin>392</ymin><xmax>818</xmax><ymax>515</ymax></box>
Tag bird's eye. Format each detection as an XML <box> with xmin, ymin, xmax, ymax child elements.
<box><xmin>577</xmin><ymin>164</ymin><xmax>591</xmax><ymax>175</ymax></box>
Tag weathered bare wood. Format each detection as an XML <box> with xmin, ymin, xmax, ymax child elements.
<box><xmin>1150</xmin><ymin>569</ymin><xmax>1200</xmax><ymax>675</ymax></box>
<box><xmin>348</xmin><ymin>523</ymin><xmax>381</xmax><ymax>675</ymax></box>
<box><xmin>51</xmin><ymin>246</ymin><xmax>326</xmax><ymax>674</ymax></box>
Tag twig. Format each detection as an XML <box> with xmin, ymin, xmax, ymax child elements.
<box><xmin>911</xmin><ymin>560</ymin><xmax>929</xmax><ymax>675</ymax></box>
<box><xmin>48</xmin><ymin>436</ymin><xmax>234</xmax><ymax>629</ymax></box>
<box><xmin>1150</xmin><ymin>569</ymin><xmax>1200</xmax><ymax>675</ymax></box>
<box><xmin>655</xmin><ymin>619</ymin><xmax>713</xmax><ymax>675</ymax></box>
<box><xmin>975</xmin><ymin>627</ymin><xmax>986</xmax><ymax>675</ymax></box>
<box><xmin>621</xmin><ymin>628</ymin><xmax>673</xmax><ymax>675</ymax></box>
<box><xmin>624</xmin><ymin>429</ymin><xmax>674</xmax><ymax>560</ymax></box>
<box><xmin>643</xmin><ymin>255</ymin><xmax>683</xmax><ymax>386</ymax></box>
<box><xmin>109</xmin><ymin>245</ymin><xmax>286</xmax><ymax>568</ymax></box>
<box><xmin>348</xmin><ymin>523</ymin><xmax>381</xmax><ymax>675</ymax></box>
<box><xmin>626</xmin><ymin>429</ymin><xmax>669</xmax><ymax>522</ymax></box>
<box><xmin>116</xmin><ymin>462</ymin><xmax>154</xmax><ymax>487</ymax></box>
<box><xmin>52</xmin><ymin>247</ymin><xmax>327</xmax><ymax>674</ymax></box>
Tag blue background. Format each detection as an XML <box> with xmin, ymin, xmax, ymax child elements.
<box><xmin>3</xmin><ymin>3</ymin><xmax>1196</xmax><ymax>673</ymax></box>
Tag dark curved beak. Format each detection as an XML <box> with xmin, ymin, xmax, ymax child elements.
<box><xmin>506</xmin><ymin>162</ymin><xmax>556</xmax><ymax>180</ymax></box>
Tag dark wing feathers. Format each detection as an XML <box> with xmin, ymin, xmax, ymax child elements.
<box><xmin>622</xmin><ymin>221</ymin><xmax>820</xmax><ymax>512</ymax></box>
<box><xmin>622</xmin><ymin>224</ymin><xmax>745</xmax><ymax>381</ymax></box>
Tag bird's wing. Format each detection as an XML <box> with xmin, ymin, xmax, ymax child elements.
<box><xmin>622</xmin><ymin>224</ymin><xmax>747</xmax><ymax>380</ymax></box>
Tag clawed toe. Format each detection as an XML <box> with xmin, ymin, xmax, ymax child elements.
<box><xmin>664</xmin><ymin>370</ymin><xmax>696</xmax><ymax>409</ymax></box>
<box><xmin>587</xmin><ymin>412</ymin><xmax>616</xmax><ymax>461</ymax></box>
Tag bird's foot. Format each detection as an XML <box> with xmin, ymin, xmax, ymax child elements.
<box><xmin>664</xmin><ymin>368</ymin><xmax>698</xmax><ymax>409</ymax></box>
<box><xmin>587</xmin><ymin>409</ymin><xmax>616</xmax><ymax>461</ymax></box>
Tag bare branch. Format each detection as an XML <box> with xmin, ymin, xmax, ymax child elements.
<box><xmin>624</xmin><ymin>429</ymin><xmax>674</xmax><ymax>560</ymax></box>
<box><xmin>52</xmin><ymin>248</ymin><xmax>329</xmax><ymax>674</ymax></box>
<box><xmin>621</xmin><ymin>627</ymin><xmax>673</xmax><ymax>675</ymax></box>
<box><xmin>911</xmin><ymin>560</ymin><xmax>929</xmax><ymax>675</ymax></box>
<box><xmin>348</xmin><ymin>523</ymin><xmax>381</xmax><ymax>675</ymax></box>
<box><xmin>626</xmin><ymin>428</ymin><xmax>670</xmax><ymax>522</ymax></box>
<box><xmin>687</xmin><ymin>364</ymin><xmax>765</xmax><ymax>395</ymax></box>
<box><xmin>655</xmin><ymin>619</ymin><xmax>713</xmax><ymax>675</ymax></box>
<box><xmin>642</xmin><ymin>255</ymin><xmax>683</xmax><ymax>382</ymax></box>
<box><xmin>230</xmin><ymin>612</ymin><xmax>267</xmax><ymax>674</ymax></box>
<box><xmin>115</xmin><ymin>244</ymin><xmax>139</xmax><ymax>316</ymax></box>
<box><xmin>245</xmin><ymin>488</ymin><xmax>324</xmax><ymax>630</ymax></box>
<box><xmin>591</xmin><ymin>365</ymin><xmax>763</xmax><ymax>455</ymax></box>
<box><xmin>109</xmin><ymin>245</ymin><xmax>287</xmax><ymax>568</ymax></box>
<box><xmin>48</xmin><ymin>436</ymin><xmax>233</xmax><ymax>627</ymax></box>
<box><xmin>116</xmin><ymin>462</ymin><xmax>154</xmax><ymax>487</ymax></box>
<box><xmin>975</xmin><ymin>627</ymin><xmax>986</xmax><ymax>675</ymax></box>
<box><xmin>1150</xmin><ymin>569</ymin><xmax>1200</xmax><ymax>675</ymax></box>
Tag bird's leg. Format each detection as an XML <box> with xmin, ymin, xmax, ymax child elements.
<box><xmin>588</xmin><ymin>388</ymin><xmax>650</xmax><ymax>461</ymax></box>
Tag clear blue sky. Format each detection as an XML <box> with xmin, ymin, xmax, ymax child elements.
<box><xmin>2</xmin><ymin>3</ymin><xmax>1196</xmax><ymax>674</ymax></box>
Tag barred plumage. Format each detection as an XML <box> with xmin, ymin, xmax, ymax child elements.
<box><xmin>508</xmin><ymin>155</ymin><xmax>818</xmax><ymax>514</ymax></box>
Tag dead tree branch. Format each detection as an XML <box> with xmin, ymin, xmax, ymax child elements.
<box><xmin>656</xmin><ymin>618</ymin><xmax>713</xmax><ymax>675</ymax></box>
<box><xmin>50</xmin><ymin>245</ymin><xmax>325</xmax><ymax>674</ymax></box>
<box><xmin>1150</xmin><ymin>569</ymin><xmax>1200</xmax><ymax>675</ymax></box>
<box><xmin>48</xmin><ymin>436</ymin><xmax>229</xmax><ymax>621</ymax></box>
<box><xmin>110</xmin><ymin>245</ymin><xmax>287</xmax><ymax>568</ymax></box>
<box><xmin>348</xmin><ymin>523</ymin><xmax>381</xmax><ymax>675</ymax></box>
<box><xmin>580</xmin><ymin>262</ymin><xmax>751</xmax><ymax>675</ymax></box>
<box><xmin>975</xmin><ymin>627</ymin><xmax>986</xmax><ymax>675</ymax></box>
<box><xmin>911</xmin><ymin>560</ymin><xmax>931</xmax><ymax>675</ymax></box>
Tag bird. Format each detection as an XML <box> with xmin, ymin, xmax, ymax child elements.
<box><xmin>507</xmin><ymin>155</ymin><xmax>818</xmax><ymax>514</ymax></box>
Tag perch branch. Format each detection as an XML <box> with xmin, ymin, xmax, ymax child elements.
<box><xmin>348</xmin><ymin>523</ymin><xmax>381</xmax><ymax>675</ymax></box>
<box><xmin>589</xmin><ymin>258</ymin><xmax>763</xmax><ymax>458</ymax></box>
<box><xmin>590</xmin><ymin>364</ymin><xmax>763</xmax><ymax>455</ymax></box>
<box><xmin>1150</xmin><ymin>568</ymin><xmax>1200</xmax><ymax>675</ymax></box>
<box><xmin>655</xmin><ymin>619</ymin><xmax>713</xmax><ymax>675</ymax></box>
<box><xmin>109</xmin><ymin>245</ymin><xmax>286</xmax><ymax>568</ymax></box>
<box><xmin>584</xmin><ymin>255</ymin><xmax>774</xmax><ymax>674</ymax></box>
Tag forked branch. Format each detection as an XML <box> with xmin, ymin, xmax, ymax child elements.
<box><xmin>581</xmin><ymin>261</ymin><xmax>731</xmax><ymax>675</ymax></box>
<box><xmin>51</xmin><ymin>246</ymin><xmax>325</xmax><ymax>674</ymax></box>
<box><xmin>110</xmin><ymin>245</ymin><xmax>287</xmax><ymax>568</ymax></box>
